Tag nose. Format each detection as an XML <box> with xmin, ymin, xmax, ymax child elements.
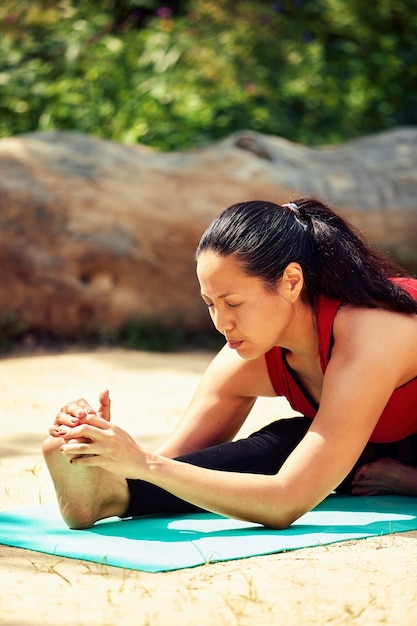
<box><xmin>212</xmin><ymin>307</ymin><xmax>234</xmax><ymax>336</ymax></box>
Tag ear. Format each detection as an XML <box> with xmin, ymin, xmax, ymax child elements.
<box><xmin>281</xmin><ymin>263</ymin><xmax>304</xmax><ymax>303</ymax></box>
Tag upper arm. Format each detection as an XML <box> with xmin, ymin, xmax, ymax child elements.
<box><xmin>273</xmin><ymin>307</ymin><xmax>417</xmax><ymax>523</ymax></box>
<box><xmin>157</xmin><ymin>344</ymin><xmax>277</xmax><ymax>457</ymax></box>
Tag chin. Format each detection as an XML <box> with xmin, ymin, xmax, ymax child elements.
<box><xmin>236</xmin><ymin>345</ymin><xmax>263</xmax><ymax>361</ymax></box>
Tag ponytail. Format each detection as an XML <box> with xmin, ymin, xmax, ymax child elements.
<box><xmin>196</xmin><ymin>198</ymin><xmax>417</xmax><ymax>315</ymax></box>
<box><xmin>293</xmin><ymin>197</ymin><xmax>417</xmax><ymax>314</ymax></box>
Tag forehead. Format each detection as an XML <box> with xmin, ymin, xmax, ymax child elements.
<box><xmin>197</xmin><ymin>250</ymin><xmax>244</xmax><ymax>278</ymax></box>
<box><xmin>197</xmin><ymin>251</ymin><xmax>259</xmax><ymax>293</ymax></box>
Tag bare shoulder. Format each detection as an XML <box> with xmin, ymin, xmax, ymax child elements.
<box><xmin>203</xmin><ymin>344</ymin><xmax>277</xmax><ymax>399</ymax></box>
<box><xmin>334</xmin><ymin>303</ymin><xmax>417</xmax><ymax>337</ymax></box>
<box><xmin>333</xmin><ymin>304</ymin><xmax>417</xmax><ymax>385</ymax></box>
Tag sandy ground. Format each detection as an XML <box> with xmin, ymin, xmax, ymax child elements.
<box><xmin>1</xmin><ymin>347</ymin><xmax>416</xmax><ymax>626</ymax></box>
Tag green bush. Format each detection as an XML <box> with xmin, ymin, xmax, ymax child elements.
<box><xmin>0</xmin><ymin>311</ymin><xmax>26</xmax><ymax>352</ymax></box>
<box><xmin>1</xmin><ymin>0</ymin><xmax>416</xmax><ymax>150</ymax></box>
<box><xmin>119</xmin><ymin>319</ymin><xmax>186</xmax><ymax>352</ymax></box>
<box><xmin>1</xmin><ymin>1</ymin><xmax>415</xmax><ymax>351</ymax></box>
<box><xmin>118</xmin><ymin>319</ymin><xmax>224</xmax><ymax>352</ymax></box>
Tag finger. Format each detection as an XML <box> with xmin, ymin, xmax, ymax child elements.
<box><xmin>60</xmin><ymin>398</ymin><xmax>96</xmax><ymax>419</ymax></box>
<box><xmin>79</xmin><ymin>413</ymin><xmax>111</xmax><ymax>430</ymax></box>
<box><xmin>60</xmin><ymin>423</ymin><xmax>94</xmax><ymax>441</ymax></box>
<box><xmin>49</xmin><ymin>426</ymin><xmax>65</xmax><ymax>437</ymax></box>
<box><xmin>97</xmin><ymin>389</ymin><xmax>111</xmax><ymax>422</ymax></box>
<box><xmin>49</xmin><ymin>424</ymin><xmax>73</xmax><ymax>437</ymax></box>
<box><xmin>60</xmin><ymin>421</ymin><xmax>109</xmax><ymax>445</ymax></box>
<box><xmin>60</xmin><ymin>440</ymin><xmax>94</xmax><ymax>457</ymax></box>
<box><xmin>54</xmin><ymin>411</ymin><xmax>82</xmax><ymax>428</ymax></box>
<box><xmin>67</xmin><ymin>455</ymin><xmax>100</xmax><ymax>466</ymax></box>
<box><xmin>66</xmin><ymin>437</ymin><xmax>92</xmax><ymax>445</ymax></box>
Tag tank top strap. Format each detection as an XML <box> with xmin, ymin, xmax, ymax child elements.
<box><xmin>314</xmin><ymin>295</ymin><xmax>343</xmax><ymax>372</ymax></box>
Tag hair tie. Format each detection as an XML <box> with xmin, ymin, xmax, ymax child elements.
<box><xmin>282</xmin><ymin>202</ymin><xmax>309</xmax><ymax>231</ymax></box>
<box><xmin>282</xmin><ymin>202</ymin><xmax>299</xmax><ymax>213</ymax></box>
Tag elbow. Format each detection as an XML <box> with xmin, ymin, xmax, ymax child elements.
<box><xmin>261</xmin><ymin>502</ymin><xmax>308</xmax><ymax>530</ymax></box>
<box><xmin>265</xmin><ymin>519</ymin><xmax>291</xmax><ymax>531</ymax></box>
<box><xmin>265</xmin><ymin>513</ymin><xmax>298</xmax><ymax>531</ymax></box>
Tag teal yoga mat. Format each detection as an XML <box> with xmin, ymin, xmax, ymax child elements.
<box><xmin>0</xmin><ymin>495</ymin><xmax>416</xmax><ymax>572</ymax></box>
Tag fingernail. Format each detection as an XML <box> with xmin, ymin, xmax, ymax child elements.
<box><xmin>70</xmin><ymin>417</ymin><xmax>79</xmax><ymax>425</ymax></box>
<box><xmin>58</xmin><ymin>426</ymin><xmax>69</xmax><ymax>435</ymax></box>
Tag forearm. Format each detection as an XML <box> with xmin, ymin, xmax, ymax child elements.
<box><xmin>137</xmin><ymin>452</ymin><xmax>303</xmax><ymax>529</ymax></box>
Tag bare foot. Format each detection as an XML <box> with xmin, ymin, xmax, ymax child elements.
<box><xmin>351</xmin><ymin>457</ymin><xmax>417</xmax><ymax>497</ymax></box>
<box><xmin>42</xmin><ymin>435</ymin><xmax>130</xmax><ymax>529</ymax></box>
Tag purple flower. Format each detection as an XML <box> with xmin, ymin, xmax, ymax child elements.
<box><xmin>156</xmin><ymin>7</ymin><xmax>173</xmax><ymax>19</ymax></box>
<box><xmin>129</xmin><ymin>9</ymin><xmax>143</xmax><ymax>20</ymax></box>
<box><xmin>302</xmin><ymin>32</ymin><xmax>314</xmax><ymax>43</ymax></box>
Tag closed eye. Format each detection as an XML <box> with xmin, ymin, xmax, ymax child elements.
<box><xmin>200</xmin><ymin>295</ymin><xmax>240</xmax><ymax>309</ymax></box>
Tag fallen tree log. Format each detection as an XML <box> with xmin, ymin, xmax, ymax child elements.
<box><xmin>0</xmin><ymin>128</ymin><xmax>415</xmax><ymax>338</ymax></box>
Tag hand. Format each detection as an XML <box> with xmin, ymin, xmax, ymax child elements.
<box><xmin>49</xmin><ymin>390</ymin><xmax>111</xmax><ymax>437</ymax></box>
<box><xmin>59</xmin><ymin>413</ymin><xmax>148</xmax><ymax>479</ymax></box>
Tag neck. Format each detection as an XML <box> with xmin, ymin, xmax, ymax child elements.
<box><xmin>284</xmin><ymin>299</ymin><xmax>318</xmax><ymax>360</ymax></box>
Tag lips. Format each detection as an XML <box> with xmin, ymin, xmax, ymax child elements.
<box><xmin>227</xmin><ymin>340</ymin><xmax>243</xmax><ymax>350</ymax></box>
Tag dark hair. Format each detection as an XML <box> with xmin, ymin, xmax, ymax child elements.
<box><xmin>196</xmin><ymin>198</ymin><xmax>417</xmax><ymax>314</ymax></box>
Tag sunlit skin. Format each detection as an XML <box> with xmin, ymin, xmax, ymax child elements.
<box><xmin>42</xmin><ymin>251</ymin><xmax>417</xmax><ymax>530</ymax></box>
<box><xmin>197</xmin><ymin>250</ymin><xmax>319</xmax><ymax>363</ymax></box>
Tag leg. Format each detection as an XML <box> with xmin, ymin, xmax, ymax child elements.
<box><xmin>124</xmin><ymin>416</ymin><xmax>311</xmax><ymax>517</ymax></box>
<box><xmin>42</xmin><ymin>435</ymin><xmax>130</xmax><ymax>529</ymax></box>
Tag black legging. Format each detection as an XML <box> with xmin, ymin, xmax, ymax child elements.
<box><xmin>124</xmin><ymin>416</ymin><xmax>417</xmax><ymax>518</ymax></box>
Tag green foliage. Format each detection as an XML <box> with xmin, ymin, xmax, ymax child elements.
<box><xmin>117</xmin><ymin>319</ymin><xmax>224</xmax><ymax>352</ymax></box>
<box><xmin>1</xmin><ymin>0</ymin><xmax>416</xmax><ymax>148</ymax></box>
<box><xmin>0</xmin><ymin>311</ymin><xmax>27</xmax><ymax>352</ymax></box>
<box><xmin>118</xmin><ymin>319</ymin><xmax>186</xmax><ymax>352</ymax></box>
<box><xmin>0</xmin><ymin>313</ymin><xmax>223</xmax><ymax>354</ymax></box>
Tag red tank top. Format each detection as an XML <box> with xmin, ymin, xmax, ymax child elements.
<box><xmin>265</xmin><ymin>277</ymin><xmax>417</xmax><ymax>443</ymax></box>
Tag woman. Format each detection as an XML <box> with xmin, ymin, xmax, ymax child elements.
<box><xmin>43</xmin><ymin>198</ymin><xmax>417</xmax><ymax>530</ymax></box>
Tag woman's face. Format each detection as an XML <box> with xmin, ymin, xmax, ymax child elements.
<box><xmin>196</xmin><ymin>251</ymin><xmax>297</xmax><ymax>360</ymax></box>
